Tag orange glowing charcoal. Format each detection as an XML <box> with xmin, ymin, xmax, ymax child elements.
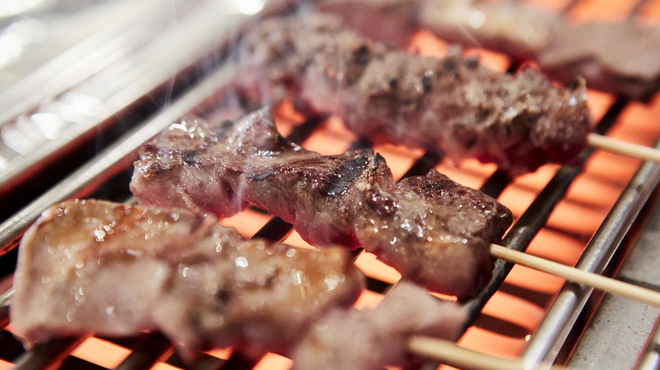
<box><xmin>0</xmin><ymin>360</ymin><xmax>12</xmax><ymax>370</ymax></box>
<box><xmin>463</xmin><ymin>48</ymin><xmax>512</xmax><ymax>72</ymax></box>
<box><xmin>585</xmin><ymin>89</ymin><xmax>617</xmax><ymax>121</ymax></box>
<box><xmin>564</xmin><ymin>173</ymin><xmax>622</xmax><ymax>209</ymax></box>
<box><xmin>457</xmin><ymin>326</ymin><xmax>528</xmax><ymax>358</ymax></box>
<box><xmin>450</xmin><ymin>158</ymin><xmax>499</xmax><ymax>179</ymax></box>
<box><xmin>525</xmin><ymin>229</ymin><xmax>586</xmax><ymax>266</ymax></box>
<box><xmin>498</xmin><ymin>187</ymin><xmax>538</xmax><ymax>218</ymax></box>
<box><xmin>505</xmin><ymin>264</ymin><xmax>567</xmax><ymax>295</ymax></box>
<box><xmin>301</xmin><ymin>117</ymin><xmax>357</xmax><ymax>155</ymax></box>
<box><xmin>71</xmin><ymin>337</ymin><xmax>131</xmax><ymax>368</ymax></box>
<box><xmin>353</xmin><ymin>252</ymin><xmax>402</xmax><ymax>285</ymax></box>
<box><xmin>641</xmin><ymin>0</ymin><xmax>660</xmax><ymax>22</ymax></box>
<box><xmin>481</xmin><ymin>291</ymin><xmax>547</xmax><ymax>333</ymax></box>
<box><xmin>254</xmin><ymin>353</ymin><xmax>293</xmax><ymax>370</ymax></box>
<box><xmin>151</xmin><ymin>362</ymin><xmax>181</xmax><ymax>370</ymax></box>
<box><xmin>610</xmin><ymin>99</ymin><xmax>660</xmax><ymax>137</ymax></box>
<box><xmin>546</xmin><ymin>199</ymin><xmax>610</xmax><ymax>236</ymax></box>
<box><xmin>498</xmin><ymin>178</ymin><xmax>613</xmax><ymax>236</ymax></box>
<box><xmin>435</xmin><ymin>162</ymin><xmax>491</xmax><ymax>190</ymax></box>
<box><xmin>204</xmin><ymin>347</ymin><xmax>232</xmax><ymax>360</ymax></box>
<box><xmin>220</xmin><ymin>209</ymin><xmax>273</xmax><ymax>239</ymax></box>
<box><xmin>408</xmin><ymin>29</ymin><xmax>450</xmax><ymax>57</ymax></box>
<box><xmin>583</xmin><ymin>151</ymin><xmax>641</xmax><ymax>186</ymax></box>
<box><xmin>353</xmin><ymin>290</ymin><xmax>385</xmax><ymax>310</ymax></box>
<box><xmin>372</xmin><ymin>144</ymin><xmax>425</xmax><ymax>180</ymax></box>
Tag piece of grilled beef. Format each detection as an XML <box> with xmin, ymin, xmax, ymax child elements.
<box><xmin>11</xmin><ymin>199</ymin><xmax>364</xmax><ymax>359</ymax></box>
<box><xmin>291</xmin><ymin>281</ymin><xmax>467</xmax><ymax>370</ymax></box>
<box><xmin>319</xmin><ymin>0</ymin><xmax>660</xmax><ymax>101</ymax></box>
<box><xmin>131</xmin><ymin>108</ymin><xmax>512</xmax><ymax>298</ymax></box>
<box><xmin>233</xmin><ymin>13</ymin><xmax>591</xmax><ymax>175</ymax></box>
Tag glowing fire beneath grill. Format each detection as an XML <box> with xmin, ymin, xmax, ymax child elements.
<box><xmin>2</xmin><ymin>0</ymin><xmax>660</xmax><ymax>369</ymax></box>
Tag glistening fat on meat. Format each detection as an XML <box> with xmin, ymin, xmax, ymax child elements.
<box><xmin>11</xmin><ymin>199</ymin><xmax>364</xmax><ymax>359</ymax></box>
<box><xmin>130</xmin><ymin>108</ymin><xmax>513</xmax><ymax>299</ymax></box>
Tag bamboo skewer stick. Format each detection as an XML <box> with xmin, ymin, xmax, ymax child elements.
<box><xmin>408</xmin><ymin>336</ymin><xmax>566</xmax><ymax>370</ymax></box>
<box><xmin>490</xmin><ymin>243</ymin><xmax>660</xmax><ymax>308</ymax></box>
<box><xmin>588</xmin><ymin>133</ymin><xmax>660</xmax><ymax>163</ymax></box>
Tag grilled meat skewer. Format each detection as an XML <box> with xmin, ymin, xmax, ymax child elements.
<box><xmin>130</xmin><ymin>108</ymin><xmax>513</xmax><ymax>299</ymax></box>
<box><xmin>12</xmin><ymin>199</ymin><xmax>364</xmax><ymax>359</ymax></box>
<box><xmin>319</xmin><ymin>0</ymin><xmax>660</xmax><ymax>101</ymax></box>
<box><xmin>233</xmin><ymin>14</ymin><xmax>591</xmax><ymax>175</ymax></box>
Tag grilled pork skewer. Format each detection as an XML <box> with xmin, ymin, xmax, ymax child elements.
<box><xmin>130</xmin><ymin>108</ymin><xmax>513</xmax><ymax>299</ymax></box>
<box><xmin>319</xmin><ymin>0</ymin><xmax>660</xmax><ymax>101</ymax></box>
<box><xmin>233</xmin><ymin>13</ymin><xmax>592</xmax><ymax>176</ymax></box>
<box><xmin>11</xmin><ymin>199</ymin><xmax>364</xmax><ymax>360</ymax></box>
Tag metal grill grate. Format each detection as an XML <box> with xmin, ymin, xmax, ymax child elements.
<box><xmin>2</xmin><ymin>0</ymin><xmax>660</xmax><ymax>369</ymax></box>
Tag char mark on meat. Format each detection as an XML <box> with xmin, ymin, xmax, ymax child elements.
<box><xmin>322</xmin><ymin>151</ymin><xmax>369</xmax><ymax>196</ymax></box>
<box><xmin>131</xmin><ymin>108</ymin><xmax>513</xmax><ymax>298</ymax></box>
<box><xmin>11</xmin><ymin>199</ymin><xmax>364</xmax><ymax>360</ymax></box>
<box><xmin>233</xmin><ymin>13</ymin><xmax>592</xmax><ymax>175</ymax></box>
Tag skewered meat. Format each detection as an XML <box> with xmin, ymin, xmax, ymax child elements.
<box><xmin>320</xmin><ymin>0</ymin><xmax>660</xmax><ymax>101</ymax></box>
<box><xmin>233</xmin><ymin>13</ymin><xmax>592</xmax><ymax>175</ymax></box>
<box><xmin>291</xmin><ymin>281</ymin><xmax>467</xmax><ymax>370</ymax></box>
<box><xmin>130</xmin><ymin>108</ymin><xmax>513</xmax><ymax>298</ymax></box>
<box><xmin>11</xmin><ymin>199</ymin><xmax>364</xmax><ymax>359</ymax></box>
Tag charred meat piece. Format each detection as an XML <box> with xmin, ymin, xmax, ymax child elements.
<box><xmin>233</xmin><ymin>14</ymin><xmax>591</xmax><ymax>175</ymax></box>
<box><xmin>131</xmin><ymin>108</ymin><xmax>513</xmax><ymax>298</ymax></box>
<box><xmin>291</xmin><ymin>281</ymin><xmax>467</xmax><ymax>370</ymax></box>
<box><xmin>11</xmin><ymin>199</ymin><xmax>364</xmax><ymax>359</ymax></box>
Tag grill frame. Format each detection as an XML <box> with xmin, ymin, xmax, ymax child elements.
<box><xmin>1</xmin><ymin>0</ymin><xmax>660</xmax><ymax>369</ymax></box>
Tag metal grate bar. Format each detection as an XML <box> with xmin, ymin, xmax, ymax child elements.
<box><xmin>0</xmin><ymin>287</ymin><xmax>10</xmax><ymax>328</ymax></box>
<box><xmin>0</xmin><ymin>329</ymin><xmax>25</xmax><ymax>363</ymax></box>
<box><xmin>165</xmin><ymin>351</ymin><xmax>225</xmax><ymax>370</ymax></box>
<box><xmin>0</xmin><ymin>62</ymin><xmax>239</xmax><ymax>250</ymax></box>
<box><xmin>522</xmin><ymin>130</ymin><xmax>660</xmax><ymax>366</ymax></box>
<box><xmin>13</xmin><ymin>337</ymin><xmax>87</xmax><ymax>370</ymax></box>
<box><xmin>479</xmin><ymin>169</ymin><xmax>512</xmax><ymax>199</ymax></box>
<box><xmin>115</xmin><ymin>333</ymin><xmax>173</xmax><ymax>370</ymax></box>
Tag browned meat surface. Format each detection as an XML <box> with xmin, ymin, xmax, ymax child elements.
<box><xmin>324</xmin><ymin>0</ymin><xmax>660</xmax><ymax>100</ymax></box>
<box><xmin>418</xmin><ymin>0</ymin><xmax>553</xmax><ymax>62</ymax></box>
<box><xmin>291</xmin><ymin>281</ymin><xmax>467</xmax><ymax>370</ymax></box>
<box><xmin>538</xmin><ymin>22</ymin><xmax>660</xmax><ymax>101</ymax></box>
<box><xmin>131</xmin><ymin>108</ymin><xmax>512</xmax><ymax>298</ymax></box>
<box><xmin>233</xmin><ymin>14</ymin><xmax>591</xmax><ymax>175</ymax></box>
<box><xmin>11</xmin><ymin>199</ymin><xmax>364</xmax><ymax>359</ymax></box>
